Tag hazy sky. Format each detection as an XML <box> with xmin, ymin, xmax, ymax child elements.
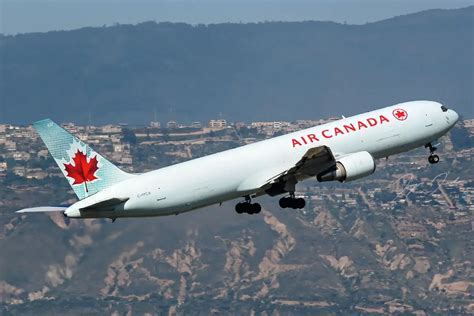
<box><xmin>1</xmin><ymin>0</ymin><xmax>473</xmax><ymax>34</ymax></box>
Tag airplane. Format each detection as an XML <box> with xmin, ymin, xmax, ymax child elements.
<box><xmin>17</xmin><ymin>100</ymin><xmax>459</xmax><ymax>219</ymax></box>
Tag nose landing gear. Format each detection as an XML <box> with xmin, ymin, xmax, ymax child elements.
<box><xmin>425</xmin><ymin>143</ymin><xmax>440</xmax><ymax>164</ymax></box>
<box><xmin>235</xmin><ymin>196</ymin><xmax>261</xmax><ymax>215</ymax></box>
<box><xmin>279</xmin><ymin>192</ymin><xmax>306</xmax><ymax>209</ymax></box>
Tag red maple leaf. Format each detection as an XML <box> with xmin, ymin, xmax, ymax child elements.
<box><xmin>395</xmin><ymin>110</ymin><xmax>406</xmax><ymax>119</ymax></box>
<box><xmin>63</xmin><ymin>150</ymin><xmax>99</xmax><ymax>192</ymax></box>
<box><xmin>392</xmin><ymin>109</ymin><xmax>408</xmax><ymax>121</ymax></box>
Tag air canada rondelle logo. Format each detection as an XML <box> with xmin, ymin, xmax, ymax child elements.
<box><xmin>392</xmin><ymin>108</ymin><xmax>408</xmax><ymax>121</ymax></box>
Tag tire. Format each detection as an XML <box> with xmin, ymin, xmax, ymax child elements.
<box><xmin>247</xmin><ymin>204</ymin><xmax>255</xmax><ymax>214</ymax></box>
<box><xmin>279</xmin><ymin>197</ymin><xmax>289</xmax><ymax>208</ymax></box>
<box><xmin>235</xmin><ymin>203</ymin><xmax>244</xmax><ymax>214</ymax></box>
<box><xmin>253</xmin><ymin>203</ymin><xmax>262</xmax><ymax>214</ymax></box>
<box><xmin>428</xmin><ymin>155</ymin><xmax>440</xmax><ymax>164</ymax></box>
<box><xmin>295</xmin><ymin>198</ymin><xmax>306</xmax><ymax>209</ymax></box>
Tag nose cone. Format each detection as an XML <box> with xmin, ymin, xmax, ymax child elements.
<box><xmin>449</xmin><ymin>109</ymin><xmax>459</xmax><ymax>126</ymax></box>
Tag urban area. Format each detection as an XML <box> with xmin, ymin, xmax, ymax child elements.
<box><xmin>0</xmin><ymin>117</ymin><xmax>473</xmax><ymax>314</ymax></box>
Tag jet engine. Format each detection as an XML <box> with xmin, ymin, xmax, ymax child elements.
<box><xmin>317</xmin><ymin>151</ymin><xmax>375</xmax><ymax>182</ymax></box>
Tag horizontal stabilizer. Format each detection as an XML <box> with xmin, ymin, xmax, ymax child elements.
<box><xmin>16</xmin><ymin>206</ymin><xmax>68</xmax><ymax>213</ymax></box>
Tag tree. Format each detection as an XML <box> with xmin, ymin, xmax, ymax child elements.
<box><xmin>122</xmin><ymin>128</ymin><xmax>137</xmax><ymax>145</ymax></box>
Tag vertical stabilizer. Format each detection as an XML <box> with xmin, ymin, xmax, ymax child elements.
<box><xmin>33</xmin><ymin>119</ymin><xmax>134</xmax><ymax>200</ymax></box>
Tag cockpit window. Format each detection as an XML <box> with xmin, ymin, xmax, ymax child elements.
<box><xmin>441</xmin><ymin>105</ymin><xmax>448</xmax><ymax>112</ymax></box>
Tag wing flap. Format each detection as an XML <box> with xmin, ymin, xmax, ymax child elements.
<box><xmin>256</xmin><ymin>146</ymin><xmax>337</xmax><ymax>196</ymax></box>
<box><xmin>238</xmin><ymin>145</ymin><xmax>338</xmax><ymax>196</ymax></box>
<box><xmin>237</xmin><ymin>166</ymin><xmax>290</xmax><ymax>193</ymax></box>
<box><xmin>287</xmin><ymin>145</ymin><xmax>336</xmax><ymax>178</ymax></box>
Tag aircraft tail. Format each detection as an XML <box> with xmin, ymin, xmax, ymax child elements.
<box><xmin>33</xmin><ymin>119</ymin><xmax>134</xmax><ymax>200</ymax></box>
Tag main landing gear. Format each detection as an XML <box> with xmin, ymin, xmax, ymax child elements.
<box><xmin>425</xmin><ymin>143</ymin><xmax>440</xmax><ymax>164</ymax></box>
<box><xmin>235</xmin><ymin>196</ymin><xmax>261</xmax><ymax>215</ymax></box>
<box><xmin>279</xmin><ymin>192</ymin><xmax>306</xmax><ymax>209</ymax></box>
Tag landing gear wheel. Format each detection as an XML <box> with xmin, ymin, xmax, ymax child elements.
<box><xmin>250</xmin><ymin>203</ymin><xmax>262</xmax><ymax>214</ymax></box>
<box><xmin>279</xmin><ymin>197</ymin><xmax>290</xmax><ymax>208</ymax></box>
<box><xmin>425</xmin><ymin>143</ymin><xmax>440</xmax><ymax>164</ymax></box>
<box><xmin>428</xmin><ymin>154</ymin><xmax>439</xmax><ymax>164</ymax></box>
<box><xmin>235</xmin><ymin>198</ymin><xmax>261</xmax><ymax>215</ymax></box>
<box><xmin>279</xmin><ymin>196</ymin><xmax>306</xmax><ymax>209</ymax></box>
<box><xmin>295</xmin><ymin>198</ymin><xmax>306</xmax><ymax>209</ymax></box>
<box><xmin>235</xmin><ymin>202</ymin><xmax>245</xmax><ymax>214</ymax></box>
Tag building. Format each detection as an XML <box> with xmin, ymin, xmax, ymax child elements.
<box><xmin>102</xmin><ymin>125</ymin><xmax>122</xmax><ymax>134</ymax></box>
<box><xmin>251</xmin><ymin>121</ymin><xmax>290</xmax><ymax>130</ymax></box>
<box><xmin>37</xmin><ymin>149</ymin><xmax>49</xmax><ymax>159</ymax></box>
<box><xmin>274</xmin><ymin>121</ymin><xmax>291</xmax><ymax>130</ymax></box>
<box><xmin>150</xmin><ymin>121</ymin><xmax>161</xmax><ymax>128</ymax></box>
<box><xmin>166</xmin><ymin>121</ymin><xmax>178</xmax><ymax>129</ymax></box>
<box><xmin>13</xmin><ymin>152</ymin><xmax>31</xmax><ymax>161</ymax></box>
<box><xmin>191</xmin><ymin>121</ymin><xmax>202</xmax><ymax>129</ymax></box>
<box><xmin>76</xmin><ymin>132</ymin><xmax>89</xmax><ymax>142</ymax></box>
<box><xmin>5</xmin><ymin>141</ymin><xmax>16</xmax><ymax>151</ymax></box>
<box><xmin>251</xmin><ymin>121</ymin><xmax>274</xmax><ymax>129</ymax></box>
<box><xmin>12</xmin><ymin>166</ymin><xmax>26</xmax><ymax>177</ymax></box>
<box><xmin>61</xmin><ymin>123</ymin><xmax>78</xmax><ymax>133</ymax></box>
<box><xmin>113</xmin><ymin>143</ymin><xmax>130</xmax><ymax>153</ymax></box>
<box><xmin>208</xmin><ymin>119</ymin><xmax>227</xmax><ymax>129</ymax></box>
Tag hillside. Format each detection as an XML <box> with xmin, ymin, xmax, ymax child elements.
<box><xmin>0</xmin><ymin>122</ymin><xmax>473</xmax><ymax>314</ymax></box>
<box><xmin>0</xmin><ymin>6</ymin><xmax>473</xmax><ymax>124</ymax></box>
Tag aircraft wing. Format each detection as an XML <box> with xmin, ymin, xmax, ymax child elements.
<box><xmin>238</xmin><ymin>145</ymin><xmax>337</xmax><ymax>196</ymax></box>
<box><xmin>279</xmin><ymin>145</ymin><xmax>337</xmax><ymax>180</ymax></box>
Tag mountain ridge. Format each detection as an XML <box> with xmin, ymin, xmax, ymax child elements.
<box><xmin>0</xmin><ymin>6</ymin><xmax>472</xmax><ymax>124</ymax></box>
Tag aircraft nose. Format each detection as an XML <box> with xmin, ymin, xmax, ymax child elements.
<box><xmin>449</xmin><ymin>109</ymin><xmax>459</xmax><ymax>125</ymax></box>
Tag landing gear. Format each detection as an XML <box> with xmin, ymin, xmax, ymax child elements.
<box><xmin>428</xmin><ymin>155</ymin><xmax>439</xmax><ymax>164</ymax></box>
<box><xmin>279</xmin><ymin>193</ymin><xmax>306</xmax><ymax>209</ymax></box>
<box><xmin>425</xmin><ymin>143</ymin><xmax>440</xmax><ymax>164</ymax></box>
<box><xmin>235</xmin><ymin>196</ymin><xmax>261</xmax><ymax>215</ymax></box>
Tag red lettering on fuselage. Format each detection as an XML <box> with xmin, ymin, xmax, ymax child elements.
<box><xmin>343</xmin><ymin>123</ymin><xmax>356</xmax><ymax>133</ymax></box>
<box><xmin>334</xmin><ymin>127</ymin><xmax>344</xmax><ymax>136</ymax></box>
<box><xmin>322</xmin><ymin>129</ymin><xmax>332</xmax><ymax>138</ymax></box>
<box><xmin>358</xmin><ymin>121</ymin><xmax>368</xmax><ymax>129</ymax></box>
<box><xmin>367</xmin><ymin>118</ymin><xmax>377</xmax><ymax>126</ymax></box>
<box><xmin>291</xmin><ymin>112</ymin><xmax>393</xmax><ymax>148</ymax></box>
<box><xmin>292</xmin><ymin>138</ymin><xmax>302</xmax><ymax>147</ymax></box>
<box><xmin>380</xmin><ymin>115</ymin><xmax>389</xmax><ymax>123</ymax></box>
<box><xmin>307</xmin><ymin>134</ymin><xmax>319</xmax><ymax>142</ymax></box>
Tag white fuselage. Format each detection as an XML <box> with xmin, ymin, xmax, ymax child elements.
<box><xmin>64</xmin><ymin>100</ymin><xmax>459</xmax><ymax>218</ymax></box>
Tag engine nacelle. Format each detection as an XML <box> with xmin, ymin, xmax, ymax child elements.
<box><xmin>317</xmin><ymin>151</ymin><xmax>375</xmax><ymax>183</ymax></box>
